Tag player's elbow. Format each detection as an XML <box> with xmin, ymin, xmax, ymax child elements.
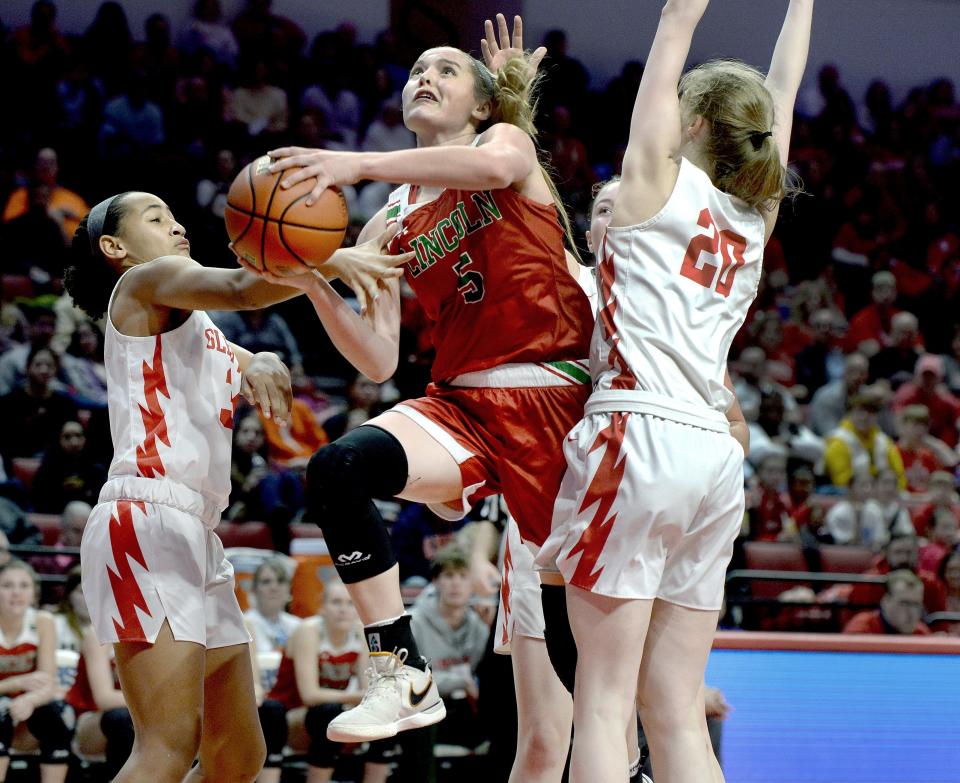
<box><xmin>365</xmin><ymin>358</ymin><xmax>397</xmax><ymax>384</ymax></box>
<box><xmin>484</xmin><ymin>148</ymin><xmax>528</xmax><ymax>190</ymax></box>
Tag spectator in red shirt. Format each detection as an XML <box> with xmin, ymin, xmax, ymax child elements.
<box><xmin>848</xmin><ymin>534</ymin><xmax>939</xmax><ymax>610</ymax></box>
<box><xmin>844</xmin><ymin>271</ymin><xmax>899</xmax><ymax>355</ymax></box>
<box><xmin>912</xmin><ymin>470</ymin><xmax>960</xmax><ymax>535</ymax></box>
<box><xmin>924</xmin><ymin>546</ymin><xmax>960</xmax><ymax>618</ymax></box>
<box><xmin>786</xmin><ymin>463</ymin><xmax>823</xmax><ymax>538</ymax></box>
<box><xmin>919</xmin><ymin>507</ymin><xmax>959</xmax><ymax>573</ymax></box>
<box><xmin>893</xmin><ymin>355</ymin><xmax>960</xmax><ymax>448</ymax></box>
<box><xmin>843</xmin><ymin>570</ymin><xmax>931</xmax><ymax>635</ymax></box>
<box><xmin>897</xmin><ymin>405</ymin><xmax>956</xmax><ymax>493</ymax></box>
<box><xmin>869</xmin><ymin>312</ymin><xmax>924</xmax><ymax>386</ymax></box>
<box><xmin>745</xmin><ymin>454</ymin><xmax>796</xmax><ymax>542</ymax></box>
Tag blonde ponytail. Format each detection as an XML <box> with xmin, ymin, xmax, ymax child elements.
<box><xmin>679</xmin><ymin>59</ymin><xmax>801</xmax><ymax>211</ymax></box>
<box><xmin>468</xmin><ymin>53</ymin><xmax>581</xmax><ymax>259</ymax></box>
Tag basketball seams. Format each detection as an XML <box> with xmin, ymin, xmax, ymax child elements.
<box><xmin>225</xmin><ymin>164</ymin><xmax>257</xmax><ymax>249</ymax></box>
<box><xmin>221</xmin><ymin>204</ymin><xmax>347</xmax><ymax>232</ymax></box>
<box><xmin>261</xmin><ymin>172</ymin><xmax>285</xmax><ymax>273</ymax></box>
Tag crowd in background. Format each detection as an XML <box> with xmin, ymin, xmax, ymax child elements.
<box><xmin>0</xmin><ymin>0</ymin><xmax>959</xmax><ymax>776</ymax></box>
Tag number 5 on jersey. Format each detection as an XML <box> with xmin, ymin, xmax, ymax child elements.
<box><xmin>679</xmin><ymin>208</ymin><xmax>747</xmax><ymax>298</ymax></box>
<box><xmin>453</xmin><ymin>252</ymin><xmax>485</xmax><ymax>304</ymax></box>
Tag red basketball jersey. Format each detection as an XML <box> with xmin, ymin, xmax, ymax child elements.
<box><xmin>66</xmin><ymin>651</ymin><xmax>120</xmax><ymax>715</ymax></box>
<box><xmin>386</xmin><ymin>185</ymin><xmax>591</xmax><ymax>382</ymax></box>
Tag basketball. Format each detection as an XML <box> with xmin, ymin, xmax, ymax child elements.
<box><xmin>224</xmin><ymin>154</ymin><xmax>348</xmax><ymax>275</ymax></box>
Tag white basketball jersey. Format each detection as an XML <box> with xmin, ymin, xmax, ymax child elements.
<box><xmin>103</xmin><ymin>271</ymin><xmax>242</xmax><ymax>513</ymax></box>
<box><xmin>591</xmin><ymin>158</ymin><xmax>765</xmax><ymax>420</ymax></box>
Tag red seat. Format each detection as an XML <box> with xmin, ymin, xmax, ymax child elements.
<box><xmin>1</xmin><ymin>274</ymin><xmax>33</xmax><ymax>301</ymax></box>
<box><xmin>289</xmin><ymin>523</ymin><xmax>324</xmax><ymax>541</ymax></box>
<box><xmin>11</xmin><ymin>458</ymin><xmax>42</xmax><ymax>492</ymax></box>
<box><xmin>743</xmin><ymin>541</ymin><xmax>809</xmax><ymax>599</ymax></box>
<box><xmin>216</xmin><ymin>521</ymin><xmax>273</xmax><ymax>551</ymax></box>
<box><xmin>27</xmin><ymin>513</ymin><xmax>61</xmax><ymax>546</ymax></box>
<box><xmin>819</xmin><ymin>544</ymin><xmax>876</xmax><ymax>574</ymax></box>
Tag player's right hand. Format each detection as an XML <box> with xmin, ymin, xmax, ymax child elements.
<box><xmin>321</xmin><ymin>230</ymin><xmax>413</xmax><ymax>315</ymax></box>
<box><xmin>481</xmin><ymin>13</ymin><xmax>546</xmax><ymax>77</ymax></box>
<box><xmin>242</xmin><ymin>352</ymin><xmax>293</xmax><ymax>424</ymax></box>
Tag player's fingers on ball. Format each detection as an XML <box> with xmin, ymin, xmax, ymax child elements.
<box><xmin>306</xmin><ymin>177</ymin><xmax>331</xmax><ymax>207</ymax></box>
<box><xmin>266</xmin><ymin>376</ymin><xmax>289</xmax><ymax>424</ymax></box>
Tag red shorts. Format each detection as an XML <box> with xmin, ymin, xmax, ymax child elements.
<box><xmin>394</xmin><ymin>379</ymin><xmax>589</xmax><ymax>546</ymax></box>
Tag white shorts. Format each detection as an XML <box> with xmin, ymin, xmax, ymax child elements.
<box><xmin>536</xmin><ymin>411</ymin><xmax>744</xmax><ymax>610</ymax></box>
<box><xmin>81</xmin><ymin>477</ymin><xmax>250</xmax><ymax>648</ymax></box>
<box><xmin>494</xmin><ymin>520</ymin><xmax>545</xmax><ymax>654</ymax></box>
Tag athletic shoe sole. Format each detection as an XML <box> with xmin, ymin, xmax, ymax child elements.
<box><xmin>327</xmin><ymin>699</ymin><xmax>447</xmax><ymax>743</ymax></box>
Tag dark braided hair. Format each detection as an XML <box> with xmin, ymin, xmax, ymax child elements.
<box><xmin>64</xmin><ymin>192</ymin><xmax>134</xmax><ymax>320</ymax></box>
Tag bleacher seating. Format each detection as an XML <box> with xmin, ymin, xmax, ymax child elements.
<box><xmin>818</xmin><ymin>545</ymin><xmax>876</xmax><ymax>574</ymax></box>
<box><xmin>216</xmin><ymin>521</ymin><xmax>274</xmax><ymax>550</ymax></box>
<box><xmin>743</xmin><ymin>541</ymin><xmax>810</xmax><ymax>598</ymax></box>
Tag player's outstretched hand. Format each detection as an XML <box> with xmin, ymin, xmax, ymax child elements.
<box><xmin>481</xmin><ymin>13</ymin><xmax>546</xmax><ymax>77</ymax></box>
<box><xmin>321</xmin><ymin>230</ymin><xmax>414</xmax><ymax>315</ymax></box>
<box><xmin>242</xmin><ymin>352</ymin><xmax>292</xmax><ymax>424</ymax></box>
<box><xmin>267</xmin><ymin>147</ymin><xmax>363</xmax><ymax>207</ymax></box>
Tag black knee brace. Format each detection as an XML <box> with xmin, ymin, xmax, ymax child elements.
<box><xmin>541</xmin><ymin>584</ymin><xmax>578</xmax><ymax>694</ymax></box>
<box><xmin>26</xmin><ymin>700</ymin><xmax>73</xmax><ymax>765</ymax></box>
<box><xmin>258</xmin><ymin>700</ymin><xmax>288</xmax><ymax>768</ymax></box>
<box><xmin>100</xmin><ymin>707</ymin><xmax>134</xmax><ymax>777</ymax></box>
<box><xmin>306</xmin><ymin>426</ymin><xmax>408</xmax><ymax>583</ymax></box>
<box><xmin>304</xmin><ymin>703</ymin><xmax>344</xmax><ymax>768</ymax></box>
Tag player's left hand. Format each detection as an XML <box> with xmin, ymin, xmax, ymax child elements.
<box><xmin>481</xmin><ymin>13</ymin><xmax>546</xmax><ymax>78</ymax></box>
<box><xmin>267</xmin><ymin>147</ymin><xmax>364</xmax><ymax>206</ymax></box>
<box><xmin>242</xmin><ymin>352</ymin><xmax>293</xmax><ymax>424</ymax></box>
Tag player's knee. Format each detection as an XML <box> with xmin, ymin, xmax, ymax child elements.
<box><xmin>516</xmin><ymin>725</ymin><xmax>568</xmax><ymax>776</ymax></box>
<box><xmin>637</xmin><ymin>688</ymin><xmax>699</xmax><ymax>737</ymax></box>
<box><xmin>134</xmin><ymin>712</ymin><xmax>202</xmax><ymax>775</ymax></box>
<box><xmin>307</xmin><ymin>440</ymin><xmax>365</xmax><ymax>514</ymax></box>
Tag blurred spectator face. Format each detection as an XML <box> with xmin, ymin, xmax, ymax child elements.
<box><xmin>436</xmin><ymin>565</ymin><xmax>471</xmax><ymax>610</ymax></box>
<box><xmin>68</xmin><ymin>581</ymin><xmax>90</xmax><ymax>625</ymax></box>
<box><xmin>876</xmin><ymin>470</ymin><xmax>900</xmax><ymax>503</ymax></box>
<box><xmin>27</xmin><ymin>348</ymin><xmax>58</xmax><ymax>388</ymax></box>
<box><xmin>758</xmin><ymin>393</ymin><xmax>785</xmax><ymax>431</ymax></box>
<box><xmin>586</xmin><ymin>180</ymin><xmax>620</xmax><ymax>256</ymax></box>
<box><xmin>0</xmin><ymin>566</ymin><xmax>36</xmax><ymax>618</ymax></box>
<box><xmin>843</xmin><ymin>354</ymin><xmax>869</xmax><ymax>390</ymax></box>
<box><xmin>899</xmin><ymin>406</ymin><xmax>929</xmax><ymax>442</ymax></box>
<box><xmin>253</xmin><ymin>563</ymin><xmax>290</xmax><ymax>616</ymax></box>
<box><xmin>890</xmin><ymin>313</ymin><xmax>919</xmax><ymax>348</ymax></box>
<box><xmin>0</xmin><ymin>532</ymin><xmax>10</xmax><ymax>567</ymax></box>
<box><xmin>74</xmin><ymin>321</ymin><xmax>101</xmax><ymax>358</ymax></box>
<box><xmin>915</xmin><ymin>354</ymin><xmax>945</xmax><ymax>393</ymax></box>
<box><xmin>349</xmin><ymin>375</ymin><xmax>381</xmax><ymax>410</ymax></box>
<box><xmin>809</xmin><ymin>309</ymin><xmax>835</xmax><ymax>344</ymax></box>
<box><xmin>61</xmin><ymin>501</ymin><xmax>91</xmax><ymax>547</ymax></box>
<box><xmin>870</xmin><ymin>273</ymin><xmax>896</xmax><ymax>306</ymax></box>
<box><xmin>59</xmin><ymin>421</ymin><xmax>86</xmax><ymax>455</ymax></box>
<box><xmin>885</xmin><ymin>536</ymin><xmax>919</xmax><ymax>570</ymax></box>
<box><xmin>849</xmin><ymin>404</ymin><xmax>877</xmax><ymax>435</ymax></box>
<box><xmin>234</xmin><ymin>415</ymin><xmax>265</xmax><ymax>455</ymax></box>
<box><xmin>215</xmin><ymin>149</ymin><xmax>236</xmax><ymax>181</ymax></box>
<box><xmin>757</xmin><ymin>317</ymin><xmax>784</xmax><ymax>353</ymax></box>
<box><xmin>31</xmin><ymin>0</ymin><xmax>57</xmax><ymax>32</ymax></box>
<box><xmin>943</xmin><ymin>551</ymin><xmax>960</xmax><ymax>591</ymax></box>
<box><xmin>757</xmin><ymin>455</ymin><xmax>787</xmax><ymax>492</ymax></box>
<box><xmin>738</xmin><ymin>347</ymin><xmax>766</xmax><ymax>383</ymax></box>
<box><xmin>928</xmin><ymin>472</ymin><xmax>955</xmax><ymax>505</ymax></box>
<box><xmin>881</xmin><ymin>578</ymin><xmax>924</xmax><ymax>634</ymax></box>
<box><xmin>34</xmin><ymin>148</ymin><xmax>59</xmax><ymax>186</ymax></box>
<box><xmin>930</xmin><ymin>508</ymin><xmax>959</xmax><ymax>546</ymax></box>
<box><xmin>321</xmin><ymin>581</ymin><xmax>358</xmax><ymax>634</ymax></box>
<box><xmin>145</xmin><ymin>14</ymin><xmax>170</xmax><ymax>47</ymax></box>
<box><xmin>849</xmin><ymin>472</ymin><xmax>875</xmax><ymax>504</ymax></box>
<box><xmin>788</xmin><ymin>467</ymin><xmax>815</xmax><ymax>503</ymax></box>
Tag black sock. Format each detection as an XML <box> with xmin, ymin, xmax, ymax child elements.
<box><xmin>364</xmin><ymin>614</ymin><xmax>427</xmax><ymax>671</ymax></box>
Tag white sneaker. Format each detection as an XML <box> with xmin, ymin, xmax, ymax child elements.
<box><xmin>326</xmin><ymin>649</ymin><xmax>446</xmax><ymax>742</ymax></box>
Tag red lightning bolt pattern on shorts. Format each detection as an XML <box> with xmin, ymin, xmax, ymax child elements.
<box><xmin>536</xmin><ymin>159</ymin><xmax>763</xmax><ymax>609</ymax></box>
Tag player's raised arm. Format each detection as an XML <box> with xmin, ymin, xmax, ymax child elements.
<box><xmin>765</xmin><ymin>0</ymin><xmax>815</xmax><ymax>169</ymax></box>
<box><xmin>613</xmin><ymin>0</ymin><xmax>711</xmax><ymax>228</ymax></box>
